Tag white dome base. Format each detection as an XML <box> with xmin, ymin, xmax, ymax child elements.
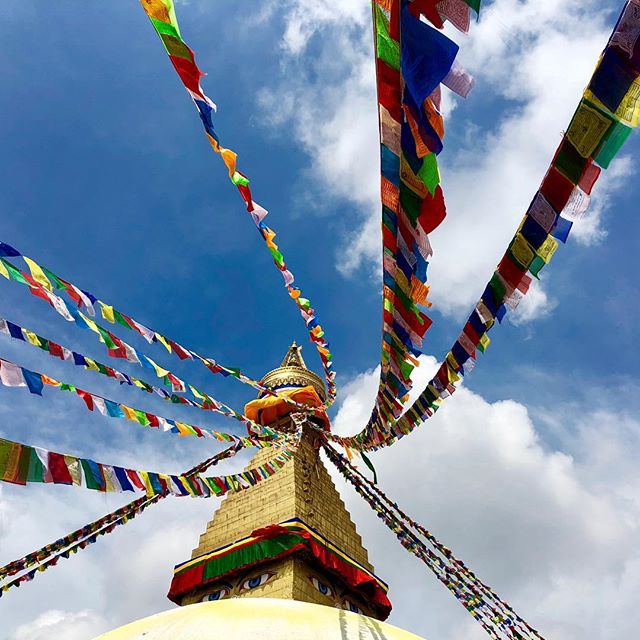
<box><xmin>94</xmin><ymin>598</ymin><xmax>426</xmax><ymax>640</ymax></box>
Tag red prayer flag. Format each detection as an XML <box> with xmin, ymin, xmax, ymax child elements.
<box><xmin>48</xmin><ymin>453</ymin><xmax>73</xmax><ymax>485</ymax></box>
<box><xmin>48</xmin><ymin>342</ymin><xmax>64</xmax><ymax>359</ymax></box>
<box><xmin>418</xmin><ymin>185</ymin><xmax>447</xmax><ymax>235</ymax></box>
<box><xmin>76</xmin><ymin>389</ymin><xmax>95</xmax><ymax>411</ymax></box>
<box><xmin>540</xmin><ymin>166</ymin><xmax>574</xmax><ymax>212</ymax></box>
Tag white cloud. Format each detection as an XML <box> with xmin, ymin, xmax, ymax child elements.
<box><xmin>259</xmin><ymin>0</ymin><xmax>634</xmax><ymax>321</ymax></box>
<box><xmin>329</xmin><ymin>360</ymin><xmax>640</xmax><ymax>639</ymax></box>
<box><xmin>13</xmin><ymin>610</ymin><xmax>107</xmax><ymax>640</ymax></box>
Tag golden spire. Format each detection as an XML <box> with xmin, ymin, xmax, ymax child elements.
<box><xmin>260</xmin><ymin>342</ymin><xmax>326</xmax><ymax>401</ymax></box>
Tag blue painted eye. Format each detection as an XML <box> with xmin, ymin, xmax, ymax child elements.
<box><xmin>201</xmin><ymin>586</ymin><xmax>230</xmax><ymax>602</ymax></box>
<box><xmin>310</xmin><ymin>576</ymin><xmax>333</xmax><ymax>597</ymax></box>
<box><xmin>343</xmin><ymin>599</ymin><xmax>364</xmax><ymax>615</ymax></box>
<box><xmin>241</xmin><ymin>572</ymin><xmax>274</xmax><ymax>591</ymax></box>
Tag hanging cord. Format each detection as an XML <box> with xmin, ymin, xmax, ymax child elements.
<box><xmin>323</xmin><ymin>444</ymin><xmax>545</xmax><ymax>640</ymax></box>
<box><xmin>0</xmin><ymin>442</ymin><xmax>242</xmax><ymax>596</ymax></box>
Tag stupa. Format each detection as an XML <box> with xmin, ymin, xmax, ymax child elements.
<box><xmin>96</xmin><ymin>344</ymin><xmax>426</xmax><ymax>640</ymax></box>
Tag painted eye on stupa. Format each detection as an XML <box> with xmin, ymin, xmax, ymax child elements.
<box><xmin>239</xmin><ymin>572</ymin><xmax>275</xmax><ymax>591</ymax></box>
<box><xmin>201</xmin><ymin>586</ymin><xmax>231</xmax><ymax>602</ymax></box>
<box><xmin>342</xmin><ymin>598</ymin><xmax>365</xmax><ymax>615</ymax></box>
<box><xmin>309</xmin><ymin>576</ymin><xmax>334</xmax><ymax>597</ymax></box>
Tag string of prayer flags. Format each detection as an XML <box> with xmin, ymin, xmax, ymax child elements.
<box><xmin>0</xmin><ymin>254</ymin><xmax>327</xmax><ymax>421</ymax></box>
<box><xmin>0</xmin><ymin>442</ymin><xmax>245</xmax><ymax>596</ymax></box>
<box><xmin>0</xmin><ymin>317</ymin><xmax>281</xmax><ymax>441</ymax></box>
<box><xmin>341</xmin><ymin>0</ymin><xmax>640</xmax><ymax>451</ymax></box>
<box><xmin>0</xmin><ymin>435</ymin><xmax>294</xmax><ymax>498</ymax></box>
<box><xmin>136</xmin><ymin>0</ymin><xmax>336</xmax><ymax>404</ymax></box>
<box><xmin>0</xmin><ymin>356</ymin><xmax>282</xmax><ymax>445</ymax></box>
<box><xmin>324</xmin><ymin>444</ymin><xmax>545</xmax><ymax>640</ymax></box>
<box><xmin>0</xmin><ymin>495</ymin><xmax>160</xmax><ymax>598</ymax></box>
<box><xmin>365</xmin><ymin>0</ymin><xmax>474</xmax><ymax>443</ymax></box>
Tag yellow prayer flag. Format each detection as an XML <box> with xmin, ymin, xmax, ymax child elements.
<box><xmin>64</xmin><ymin>456</ymin><xmax>83</xmax><ymax>485</ymax></box>
<box><xmin>24</xmin><ymin>257</ymin><xmax>53</xmax><ymax>291</ymax></box>
<box><xmin>103</xmin><ymin>469</ymin><xmax>117</xmax><ymax>493</ymax></box>
<box><xmin>24</xmin><ymin>331</ymin><xmax>41</xmax><ymax>347</ymax></box>
<box><xmin>479</xmin><ymin>333</ymin><xmax>491</xmax><ymax>351</ymax></box>
<box><xmin>138</xmin><ymin>471</ymin><xmax>154</xmax><ymax>496</ymax></box>
<box><xmin>510</xmin><ymin>233</ymin><xmax>535</xmax><ymax>269</ymax></box>
<box><xmin>537</xmin><ymin>236</ymin><xmax>559</xmax><ymax>264</ymax></box>
<box><xmin>155</xmin><ymin>334</ymin><xmax>172</xmax><ymax>353</ymax></box>
<box><xmin>446</xmin><ymin>363</ymin><xmax>460</xmax><ymax>385</ymax></box>
<box><xmin>79</xmin><ymin>312</ymin><xmax>100</xmax><ymax>336</ymax></box>
<box><xmin>567</xmin><ymin>100</ymin><xmax>612</xmax><ymax>158</ymax></box>
<box><xmin>0</xmin><ymin>261</ymin><xmax>9</xmax><ymax>280</ymax></box>
<box><xmin>85</xmin><ymin>358</ymin><xmax>100</xmax><ymax>372</ymax></box>
<box><xmin>149</xmin><ymin>358</ymin><xmax>170</xmax><ymax>378</ymax></box>
<box><xmin>100</xmin><ymin>303</ymin><xmax>115</xmax><ymax>324</ymax></box>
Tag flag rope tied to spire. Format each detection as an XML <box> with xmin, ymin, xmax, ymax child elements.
<box><xmin>0</xmin><ymin>318</ymin><xmax>292</xmax><ymax>443</ymax></box>
<box><xmin>363</xmin><ymin>0</ymin><xmax>477</xmax><ymax>441</ymax></box>
<box><xmin>340</xmin><ymin>0</ymin><xmax>640</xmax><ymax>451</ymax></box>
<box><xmin>136</xmin><ymin>0</ymin><xmax>337</xmax><ymax>405</ymax></box>
<box><xmin>0</xmin><ymin>442</ymin><xmax>244</xmax><ymax>598</ymax></box>
<box><xmin>0</xmin><ymin>356</ymin><xmax>285</xmax><ymax>445</ymax></box>
<box><xmin>0</xmin><ymin>249</ymin><xmax>328</xmax><ymax>419</ymax></box>
<box><xmin>0</xmin><ymin>434</ymin><xmax>296</xmax><ymax>498</ymax></box>
<box><xmin>323</xmin><ymin>444</ymin><xmax>545</xmax><ymax>640</ymax></box>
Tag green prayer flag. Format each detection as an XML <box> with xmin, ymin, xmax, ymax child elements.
<box><xmin>113</xmin><ymin>310</ymin><xmax>131</xmax><ymax>329</ymax></box>
<box><xmin>42</xmin><ymin>267</ymin><xmax>67</xmax><ymax>290</ymax></box>
<box><xmin>361</xmin><ymin>452</ymin><xmax>378</xmax><ymax>484</ymax></box>
<box><xmin>528</xmin><ymin>256</ymin><xmax>545</xmax><ymax>278</ymax></box>
<box><xmin>418</xmin><ymin>154</ymin><xmax>440</xmax><ymax>195</ymax></box>
<box><xmin>27</xmin><ymin>449</ymin><xmax>45</xmax><ymax>483</ymax></box>
<box><xmin>463</xmin><ymin>0</ymin><xmax>481</xmax><ymax>14</ymax></box>
<box><xmin>375</xmin><ymin>6</ymin><xmax>400</xmax><ymax>70</ymax></box>
<box><xmin>134</xmin><ymin>410</ymin><xmax>150</xmax><ymax>426</ymax></box>
<box><xmin>150</xmin><ymin>17</ymin><xmax>181</xmax><ymax>40</ymax></box>
<box><xmin>231</xmin><ymin>172</ymin><xmax>250</xmax><ymax>187</ymax></box>
<box><xmin>2</xmin><ymin>259</ymin><xmax>28</xmax><ymax>285</ymax></box>
<box><xmin>595</xmin><ymin>122</ymin><xmax>632</xmax><ymax>169</ymax></box>
<box><xmin>553</xmin><ymin>140</ymin><xmax>587</xmax><ymax>185</ymax></box>
<box><xmin>488</xmin><ymin>273</ymin><xmax>507</xmax><ymax>305</ymax></box>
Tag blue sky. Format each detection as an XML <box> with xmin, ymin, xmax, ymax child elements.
<box><xmin>1</xmin><ymin>1</ymin><xmax>640</xmax><ymax>639</ymax></box>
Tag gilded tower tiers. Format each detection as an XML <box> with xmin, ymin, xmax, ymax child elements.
<box><xmin>167</xmin><ymin>344</ymin><xmax>391</xmax><ymax>620</ymax></box>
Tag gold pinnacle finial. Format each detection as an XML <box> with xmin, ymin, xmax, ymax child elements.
<box><xmin>261</xmin><ymin>342</ymin><xmax>326</xmax><ymax>400</ymax></box>
<box><xmin>279</xmin><ymin>341</ymin><xmax>307</xmax><ymax>369</ymax></box>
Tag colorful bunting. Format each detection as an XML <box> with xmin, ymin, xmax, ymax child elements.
<box><xmin>363</xmin><ymin>0</ymin><xmax>475</xmax><ymax>443</ymax></box>
<box><xmin>0</xmin><ymin>442</ymin><xmax>245</xmax><ymax>596</ymax></box>
<box><xmin>134</xmin><ymin>0</ymin><xmax>336</xmax><ymax>404</ymax></box>
<box><xmin>0</xmin><ymin>257</ymin><xmax>327</xmax><ymax>419</ymax></box>
<box><xmin>0</xmin><ymin>317</ymin><xmax>282</xmax><ymax>441</ymax></box>
<box><xmin>324</xmin><ymin>444</ymin><xmax>544</xmax><ymax>639</ymax></box>
<box><xmin>340</xmin><ymin>0</ymin><xmax>640</xmax><ymax>451</ymax></box>
<box><xmin>0</xmin><ymin>435</ymin><xmax>294</xmax><ymax>498</ymax></box>
<box><xmin>0</xmin><ymin>356</ymin><xmax>284</xmax><ymax>445</ymax></box>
